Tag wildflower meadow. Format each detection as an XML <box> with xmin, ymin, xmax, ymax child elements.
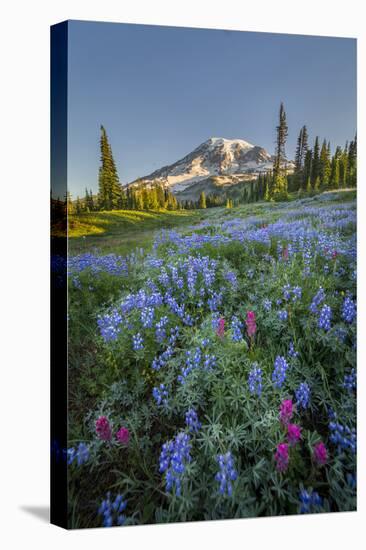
<box><xmin>66</xmin><ymin>190</ymin><xmax>356</xmax><ymax>527</ymax></box>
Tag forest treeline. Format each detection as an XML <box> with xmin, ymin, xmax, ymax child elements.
<box><xmin>63</xmin><ymin>104</ymin><xmax>357</xmax><ymax>214</ymax></box>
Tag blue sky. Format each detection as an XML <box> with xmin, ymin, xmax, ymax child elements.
<box><xmin>67</xmin><ymin>20</ymin><xmax>356</xmax><ymax>197</ymax></box>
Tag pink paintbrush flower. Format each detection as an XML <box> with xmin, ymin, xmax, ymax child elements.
<box><xmin>116</xmin><ymin>426</ymin><xmax>130</xmax><ymax>446</ymax></box>
<box><xmin>245</xmin><ymin>310</ymin><xmax>257</xmax><ymax>338</ymax></box>
<box><xmin>313</xmin><ymin>441</ymin><xmax>327</xmax><ymax>465</ymax></box>
<box><xmin>279</xmin><ymin>399</ymin><xmax>293</xmax><ymax>426</ymax></box>
<box><xmin>275</xmin><ymin>443</ymin><xmax>289</xmax><ymax>473</ymax></box>
<box><xmin>95</xmin><ymin>416</ymin><xmax>112</xmax><ymax>441</ymax></box>
<box><xmin>287</xmin><ymin>423</ymin><xmax>302</xmax><ymax>446</ymax></box>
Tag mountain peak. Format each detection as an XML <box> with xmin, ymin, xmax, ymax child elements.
<box><xmin>206</xmin><ymin>137</ymin><xmax>255</xmax><ymax>150</ymax></box>
<box><xmin>130</xmin><ymin>136</ymin><xmax>275</xmax><ymax>194</ymax></box>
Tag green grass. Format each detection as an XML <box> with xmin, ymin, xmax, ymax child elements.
<box><xmin>68</xmin><ymin>209</ymin><xmax>210</xmax><ymax>255</ymax></box>
<box><xmin>68</xmin><ymin>190</ymin><xmax>356</xmax><ymax>256</ymax></box>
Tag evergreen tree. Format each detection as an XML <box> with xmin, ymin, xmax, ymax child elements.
<box><xmin>319</xmin><ymin>139</ymin><xmax>331</xmax><ymax>187</ymax></box>
<box><xmin>264</xmin><ymin>180</ymin><xmax>270</xmax><ymax>201</ymax></box>
<box><xmin>311</xmin><ymin>137</ymin><xmax>320</xmax><ymax>187</ymax></box>
<box><xmin>98</xmin><ymin>125</ymin><xmax>122</xmax><ymax>210</ymax></box>
<box><xmin>348</xmin><ymin>134</ymin><xmax>357</xmax><ymax>187</ymax></box>
<box><xmin>120</xmin><ymin>188</ymin><xmax>127</xmax><ymax>210</ymax></box>
<box><xmin>149</xmin><ymin>187</ymin><xmax>159</xmax><ymax>210</ymax></box>
<box><xmin>156</xmin><ymin>184</ymin><xmax>166</xmax><ymax>208</ymax></box>
<box><xmin>294</xmin><ymin>128</ymin><xmax>303</xmax><ymax>174</ymax></box>
<box><xmin>294</xmin><ymin>125</ymin><xmax>309</xmax><ymax>189</ymax></box>
<box><xmin>75</xmin><ymin>196</ymin><xmax>82</xmax><ymax>214</ymax></box>
<box><xmin>135</xmin><ymin>190</ymin><xmax>144</xmax><ymax>210</ymax></box>
<box><xmin>199</xmin><ymin>191</ymin><xmax>207</xmax><ymax>209</ymax></box>
<box><xmin>340</xmin><ymin>142</ymin><xmax>349</xmax><ymax>187</ymax></box>
<box><xmin>272</xmin><ymin>103</ymin><xmax>289</xmax><ymax>200</ymax></box>
<box><xmin>141</xmin><ymin>188</ymin><xmax>149</xmax><ymax>209</ymax></box>
<box><xmin>330</xmin><ymin>146</ymin><xmax>341</xmax><ymax>188</ymax></box>
<box><xmin>84</xmin><ymin>188</ymin><xmax>90</xmax><ymax>212</ymax></box>
<box><xmin>303</xmin><ymin>149</ymin><xmax>312</xmax><ymax>190</ymax></box>
<box><xmin>125</xmin><ymin>187</ymin><xmax>131</xmax><ymax>209</ymax></box>
<box><xmin>257</xmin><ymin>174</ymin><xmax>264</xmax><ymax>199</ymax></box>
<box><xmin>273</xmin><ymin>102</ymin><xmax>288</xmax><ymax>177</ymax></box>
<box><xmin>166</xmin><ymin>191</ymin><xmax>178</xmax><ymax>210</ymax></box>
<box><xmin>84</xmin><ymin>187</ymin><xmax>95</xmax><ymax>212</ymax></box>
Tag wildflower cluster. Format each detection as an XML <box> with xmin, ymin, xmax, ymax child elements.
<box><xmin>98</xmin><ymin>492</ymin><xmax>127</xmax><ymax>527</ymax></box>
<box><xmin>132</xmin><ymin>332</ymin><xmax>144</xmax><ymax>351</ymax></box>
<box><xmin>116</xmin><ymin>427</ymin><xmax>130</xmax><ymax>445</ymax></box>
<box><xmin>178</xmin><ymin>347</ymin><xmax>216</xmax><ymax>383</ymax></box>
<box><xmin>342</xmin><ymin>296</ymin><xmax>356</xmax><ymax>324</ymax></box>
<box><xmin>95</xmin><ymin>416</ymin><xmax>130</xmax><ymax>446</ymax></box>
<box><xmin>299</xmin><ymin>489</ymin><xmax>322</xmax><ymax>514</ymax></box>
<box><xmin>313</xmin><ymin>442</ymin><xmax>327</xmax><ymax>466</ymax></box>
<box><xmin>329</xmin><ymin>421</ymin><xmax>356</xmax><ymax>454</ymax></box>
<box><xmin>283</xmin><ymin>284</ymin><xmax>302</xmax><ymax>302</ymax></box>
<box><xmin>159</xmin><ymin>432</ymin><xmax>192</xmax><ymax>496</ymax></box>
<box><xmin>245</xmin><ymin>310</ymin><xmax>257</xmax><ymax>338</ymax></box>
<box><xmin>272</xmin><ymin>356</ymin><xmax>289</xmax><ymax>388</ymax></box>
<box><xmin>318</xmin><ymin>304</ymin><xmax>332</xmax><ymax>331</ymax></box>
<box><xmin>309</xmin><ymin>288</ymin><xmax>325</xmax><ymax>313</ymax></box>
<box><xmin>155</xmin><ymin>316</ymin><xmax>169</xmax><ymax>343</ymax></box>
<box><xmin>68</xmin><ymin>253</ymin><xmax>128</xmax><ymax>277</ymax></box>
<box><xmin>68</xmin><ymin>196</ymin><xmax>357</xmax><ymax>526</ymax></box>
<box><xmin>274</xmin><ymin>443</ymin><xmax>289</xmax><ymax>473</ymax></box>
<box><xmin>279</xmin><ymin>399</ymin><xmax>293</xmax><ymax>425</ymax></box>
<box><xmin>153</xmin><ymin>384</ymin><xmax>169</xmax><ymax>407</ymax></box>
<box><xmin>96</xmin><ymin>416</ymin><xmax>112</xmax><ymax>441</ymax></box>
<box><xmin>287</xmin><ymin>424</ymin><xmax>302</xmax><ymax>446</ymax></box>
<box><xmin>67</xmin><ymin>442</ymin><xmax>89</xmax><ymax>466</ymax></box>
<box><xmin>248</xmin><ymin>363</ymin><xmax>262</xmax><ymax>396</ymax></box>
<box><xmin>152</xmin><ymin>346</ymin><xmax>174</xmax><ymax>371</ymax></box>
<box><xmin>215</xmin><ymin>452</ymin><xmax>238</xmax><ymax>496</ymax></box>
<box><xmin>185</xmin><ymin>409</ymin><xmax>202</xmax><ymax>432</ymax></box>
<box><xmin>295</xmin><ymin>383</ymin><xmax>311</xmax><ymax>409</ymax></box>
<box><xmin>141</xmin><ymin>307</ymin><xmax>154</xmax><ymax>328</ymax></box>
<box><xmin>343</xmin><ymin>368</ymin><xmax>356</xmax><ymax>392</ymax></box>
<box><xmin>277</xmin><ymin>309</ymin><xmax>288</xmax><ymax>322</ymax></box>
<box><xmin>231</xmin><ymin>316</ymin><xmax>243</xmax><ymax>342</ymax></box>
<box><xmin>288</xmin><ymin>341</ymin><xmax>299</xmax><ymax>358</ymax></box>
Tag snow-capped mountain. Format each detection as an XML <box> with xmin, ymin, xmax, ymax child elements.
<box><xmin>130</xmin><ymin>137</ymin><xmax>275</xmax><ymax>194</ymax></box>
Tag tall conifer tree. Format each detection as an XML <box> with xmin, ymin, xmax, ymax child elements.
<box><xmin>311</xmin><ymin>137</ymin><xmax>320</xmax><ymax>187</ymax></box>
<box><xmin>319</xmin><ymin>139</ymin><xmax>331</xmax><ymax>187</ymax></box>
<box><xmin>303</xmin><ymin>149</ymin><xmax>312</xmax><ymax>190</ymax></box>
<box><xmin>272</xmin><ymin>103</ymin><xmax>289</xmax><ymax>199</ymax></box>
<box><xmin>98</xmin><ymin>125</ymin><xmax>122</xmax><ymax>210</ymax></box>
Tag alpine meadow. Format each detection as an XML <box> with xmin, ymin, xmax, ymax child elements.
<box><xmin>51</xmin><ymin>21</ymin><xmax>357</xmax><ymax>529</ymax></box>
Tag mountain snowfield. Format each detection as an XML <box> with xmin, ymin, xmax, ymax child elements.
<box><xmin>129</xmin><ymin>137</ymin><xmax>276</xmax><ymax>194</ymax></box>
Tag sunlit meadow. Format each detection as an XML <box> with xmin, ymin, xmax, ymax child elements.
<box><xmin>64</xmin><ymin>190</ymin><xmax>356</xmax><ymax>527</ymax></box>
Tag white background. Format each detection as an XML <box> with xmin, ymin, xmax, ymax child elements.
<box><xmin>0</xmin><ymin>0</ymin><xmax>365</xmax><ymax>548</ymax></box>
